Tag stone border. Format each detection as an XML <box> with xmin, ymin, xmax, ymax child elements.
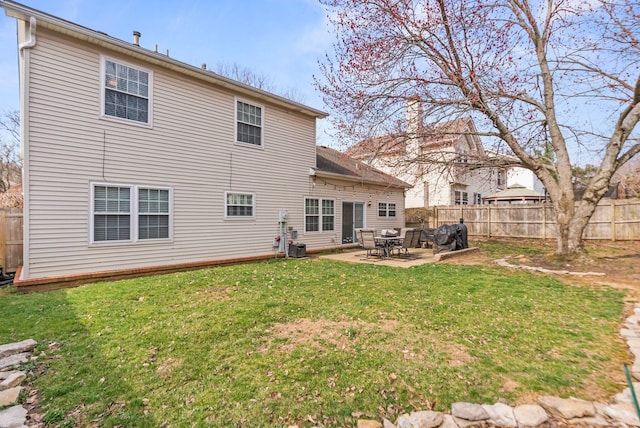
<box><xmin>495</xmin><ymin>257</ymin><xmax>606</xmax><ymax>277</ymax></box>
<box><xmin>434</xmin><ymin>247</ymin><xmax>479</xmax><ymax>262</ymax></box>
<box><xmin>0</xmin><ymin>339</ymin><xmax>36</xmax><ymax>428</ymax></box>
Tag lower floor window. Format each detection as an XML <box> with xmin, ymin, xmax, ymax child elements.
<box><xmin>139</xmin><ymin>188</ymin><xmax>170</xmax><ymax>239</ymax></box>
<box><xmin>92</xmin><ymin>183</ymin><xmax>171</xmax><ymax>243</ymax></box>
<box><xmin>454</xmin><ymin>190</ymin><xmax>469</xmax><ymax>205</ymax></box>
<box><xmin>378</xmin><ymin>202</ymin><xmax>397</xmax><ymax>217</ymax></box>
<box><xmin>226</xmin><ymin>192</ymin><xmax>254</xmax><ymax>217</ymax></box>
<box><xmin>305</xmin><ymin>198</ymin><xmax>334</xmax><ymax>232</ymax></box>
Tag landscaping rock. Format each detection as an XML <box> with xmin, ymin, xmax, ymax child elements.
<box><xmin>0</xmin><ymin>405</ymin><xmax>28</xmax><ymax>428</ymax></box>
<box><xmin>538</xmin><ymin>396</ymin><xmax>595</xmax><ymax>419</ymax></box>
<box><xmin>0</xmin><ymin>340</ymin><xmax>37</xmax><ymax>359</ymax></box>
<box><xmin>600</xmin><ymin>403</ymin><xmax>640</xmax><ymax>427</ymax></box>
<box><xmin>613</xmin><ymin>384</ymin><xmax>640</xmax><ymax>404</ymax></box>
<box><xmin>396</xmin><ymin>411</ymin><xmax>443</xmax><ymax>428</ymax></box>
<box><xmin>0</xmin><ymin>353</ymin><xmax>29</xmax><ymax>371</ymax></box>
<box><xmin>358</xmin><ymin>420</ymin><xmax>383</xmax><ymax>428</ymax></box>
<box><xmin>513</xmin><ymin>404</ymin><xmax>548</xmax><ymax>427</ymax></box>
<box><xmin>452</xmin><ymin>402</ymin><xmax>489</xmax><ymax>421</ymax></box>
<box><xmin>0</xmin><ymin>386</ymin><xmax>22</xmax><ymax>406</ymax></box>
<box><xmin>0</xmin><ymin>371</ymin><xmax>25</xmax><ymax>390</ymax></box>
<box><xmin>439</xmin><ymin>415</ymin><xmax>458</xmax><ymax>428</ymax></box>
<box><xmin>566</xmin><ymin>414</ymin><xmax>611</xmax><ymax>427</ymax></box>
<box><xmin>620</xmin><ymin>328</ymin><xmax>639</xmax><ymax>338</ymax></box>
<box><xmin>395</xmin><ymin>414</ymin><xmax>412</xmax><ymax>428</ymax></box>
<box><xmin>382</xmin><ymin>418</ymin><xmax>396</xmax><ymax>428</ymax></box>
<box><xmin>452</xmin><ymin>416</ymin><xmax>488</xmax><ymax>427</ymax></box>
<box><xmin>482</xmin><ymin>403</ymin><xmax>517</xmax><ymax>427</ymax></box>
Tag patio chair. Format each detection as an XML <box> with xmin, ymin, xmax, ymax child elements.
<box><xmin>394</xmin><ymin>229</ymin><xmax>421</xmax><ymax>257</ymax></box>
<box><xmin>359</xmin><ymin>230</ymin><xmax>384</xmax><ymax>258</ymax></box>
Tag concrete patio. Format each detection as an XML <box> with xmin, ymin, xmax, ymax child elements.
<box><xmin>318</xmin><ymin>246</ymin><xmax>479</xmax><ymax>268</ymax></box>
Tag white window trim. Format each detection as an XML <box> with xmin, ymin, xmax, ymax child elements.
<box><xmin>377</xmin><ymin>202</ymin><xmax>397</xmax><ymax>218</ymax></box>
<box><xmin>234</xmin><ymin>97</ymin><xmax>264</xmax><ymax>149</ymax></box>
<box><xmin>100</xmin><ymin>56</ymin><xmax>153</xmax><ymax>127</ymax></box>
<box><xmin>224</xmin><ymin>191</ymin><xmax>256</xmax><ymax>220</ymax></box>
<box><xmin>304</xmin><ymin>197</ymin><xmax>335</xmax><ymax>233</ymax></box>
<box><xmin>89</xmin><ymin>182</ymin><xmax>172</xmax><ymax>245</ymax></box>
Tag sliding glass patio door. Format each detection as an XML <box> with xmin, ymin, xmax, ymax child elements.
<box><xmin>342</xmin><ymin>202</ymin><xmax>364</xmax><ymax>244</ymax></box>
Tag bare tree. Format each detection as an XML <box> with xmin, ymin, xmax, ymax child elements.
<box><xmin>317</xmin><ymin>0</ymin><xmax>640</xmax><ymax>257</ymax></box>
<box><xmin>0</xmin><ymin>109</ymin><xmax>21</xmax><ymax>193</ymax></box>
<box><xmin>215</xmin><ymin>62</ymin><xmax>305</xmax><ymax>103</ymax></box>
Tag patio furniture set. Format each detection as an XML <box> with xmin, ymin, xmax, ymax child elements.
<box><xmin>357</xmin><ymin>229</ymin><xmax>422</xmax><ymax>259</ymax></box>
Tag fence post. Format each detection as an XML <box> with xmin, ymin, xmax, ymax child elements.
<box><xmin>542</xmin><ymin>203</ymin><xmax>547</xmax><ymax>240</ymax></box>
<box><xmin>0</xmin><ymin>210</ymin><xmax>6</xmax><ymax>271</ymax></box>
<box><xmin>487</xmin><ymin>205</ymin><xmax>491</xmax><ymax>238</ymax></box>
<box><xmin>611</xmin><ymin>200</ymin><xmax>616</xmax><ymax>242</ymax></box>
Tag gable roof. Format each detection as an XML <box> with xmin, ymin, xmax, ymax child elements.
<box><xmin>1</xmin><ymin>0</ymin><xmax>327</xmax><ymax>119</ymax></box>
<box><xmin>483</xmin><ymin>184</ymin><xmax>546</xmax><ymax>201</ymax></box>
<box><xmin>314</xmin><ymin>146</ymin><xmax>411</xmax><ymax>189</ymax></box>
<box><xmin>345</xmin><ymin>116</ymin><xmax>483</xmax><ymax>160</ymax></box>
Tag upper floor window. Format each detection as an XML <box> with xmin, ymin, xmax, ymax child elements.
<box><xmin>103</xmin><ymin>59</ymin><xmax>150</xmax><ymax>124</ymax></box>
<box><xmin>305</xmin><ymin>198</ymin><xmax>334</xmax><ymax>232</ymax></box>
<box><xmin>226</xmin><ymin>192</ymin><xmax>255</xmax><ymax>217</ymax></box>
<box><xmin>378</xmin><ymin>202</ymin><xmax>397</xmax><ymax>217</ymax></box>
<box><xmin>236</xmin><ymin>100</ymin><xmax>262</xmax><ymax>146</ymax></box>
<box><xmin>497</xmin><ymin>169</ymin><xmax>506</xmax><ymax>186</ymax></box>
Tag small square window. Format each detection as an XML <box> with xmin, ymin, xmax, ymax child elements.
<box><xmin>226</xmin><ymin>192</ymin><xmax>255</xmax><ymax>217</ymax></box>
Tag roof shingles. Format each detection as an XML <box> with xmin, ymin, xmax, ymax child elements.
<box><xmin>315</xmin><ymin>146</ymin><xmax>411</xmax><ymax>189</ymax></box>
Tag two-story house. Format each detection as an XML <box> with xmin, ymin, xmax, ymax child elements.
<box><xmin>2</xmin><ymin>1</ymin><xmax>408</xmax><ymax>288</ymax></box>
<box><xmin>346</xmin><ymin>98</ymin><xmax>507</xmax><ymax>208</ymax></box>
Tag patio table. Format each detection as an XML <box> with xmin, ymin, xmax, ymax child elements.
<box><xmin>374</xmin><ymin>235</ymin><xmax>403</xmax><ymax>258</ymax></box>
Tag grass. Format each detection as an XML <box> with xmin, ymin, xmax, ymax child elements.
<box><xmin>0</xmin><ymin>257</ymin><xmax>628</xmax><ymax>427</ymax></box>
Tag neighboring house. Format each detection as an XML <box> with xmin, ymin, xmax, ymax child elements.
<box><xmin>345</xmin><ymin>98</ymin><xmax>506</xmax><ymax>208</ymax></box>
<box><xmin>506</xmin><ymin>166</ymin><xmax>545</xmax><ymax>195</ymax></box>
<box><xmin>2</xmin><ymin>1</ymin><xmax>407</xmax><ymax>287</ymax></box>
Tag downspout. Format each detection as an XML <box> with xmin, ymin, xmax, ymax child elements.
<box><xmin>17</xmin><ymin>16</ymin><xmax>37</xmax><ymax>280</ymax></box>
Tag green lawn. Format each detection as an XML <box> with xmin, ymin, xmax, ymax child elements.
<box><xmin>0</xmin><ymin>258</ymin><xmax>627</xmax><ymax>427</ymax></box>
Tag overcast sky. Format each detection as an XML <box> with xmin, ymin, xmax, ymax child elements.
<box><xmin>0</xmin><ymin>0</ymin><xmax>333</xmax><ymax>141</ymax></box>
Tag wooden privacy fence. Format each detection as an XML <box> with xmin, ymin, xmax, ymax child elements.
<box><xmin>433</xmin><ymin>199</ymin><xmax>640</xmax><ymax>241</ymax></box>
<box><xmin>0</xmin><ymin>208</ymin><xmax>23</xmax><ymax>273</ymax></box>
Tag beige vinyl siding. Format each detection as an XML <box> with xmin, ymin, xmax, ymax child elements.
<box><xmin>24</xmin><ymin>28</ymin><xmax>319</xmax><ymax>279</ymax></box>
<box><xmin>300</xmin><ymin>177</ymin><xmax>406</xmax><ymax>249</ymax></box>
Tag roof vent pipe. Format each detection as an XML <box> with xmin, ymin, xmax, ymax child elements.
<box><xmin>132</xmin><ymin>31</ymin><xmax>141</xmax><ymax>46</ymax></box>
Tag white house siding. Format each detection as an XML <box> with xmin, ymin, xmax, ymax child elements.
<box><xmin>302</xmin><ymin>177</ymin><xmax>405</xmax><ymax>249</ymax></box>
<box><xmin>367</xmin><ymin>154</ymin><xmax>503</xmax><ymax>208</ymax></box>
<box><xmin>507</xmin><ymin>167</ymin><xmax>545</xmax><ymax>194</ymax></box>
<box><xmin>23</xmin><ymin>28</ymin><xmax>321</xmax><ymax>279</ymax></box>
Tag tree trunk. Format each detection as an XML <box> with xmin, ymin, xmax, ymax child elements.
<box><xmin>552</xmin><ymin>191</ymin><xmax>579</xmax><ymax>257</ymax></box>
<box><xmin>554</xmin><ymin>198</ymin><xmax>602</xmax><ymax>257</ymax></box>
